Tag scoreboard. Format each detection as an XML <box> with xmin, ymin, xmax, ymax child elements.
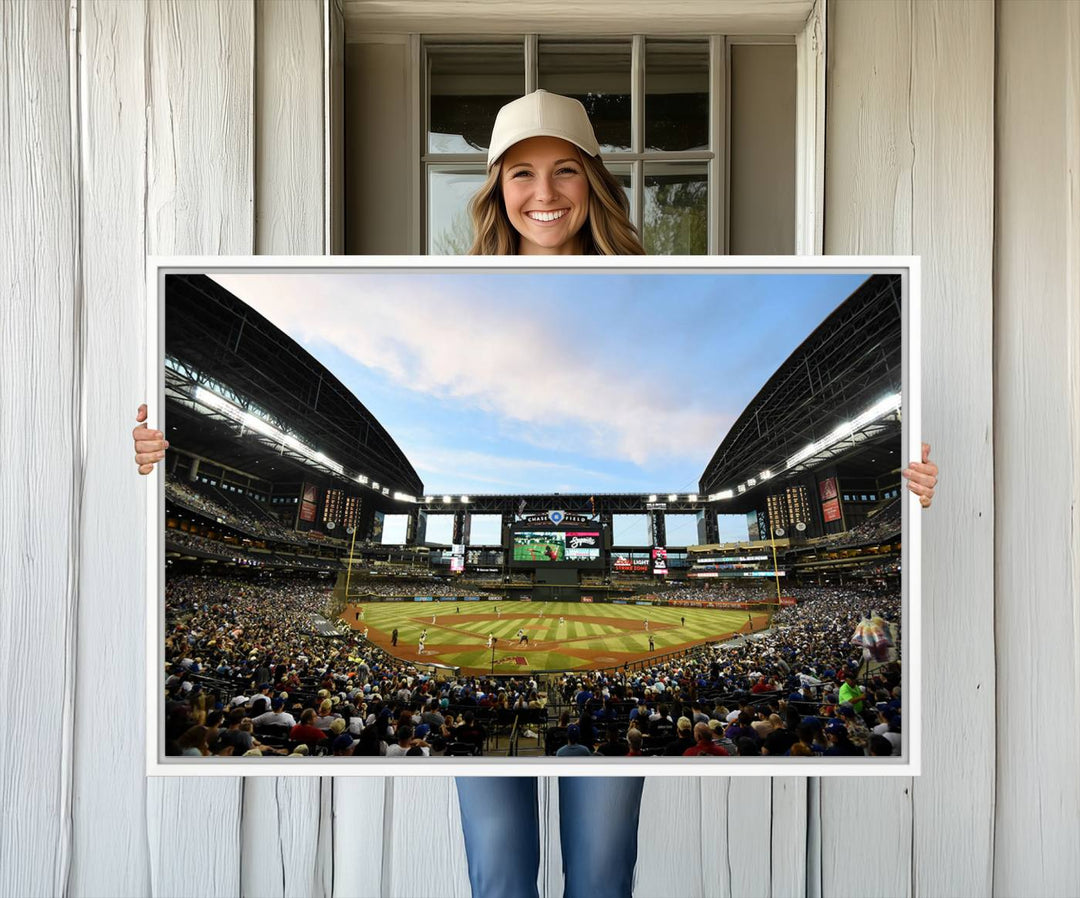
<box><xmin>509</xmin><ymin>526</ymin><xmax>605</xmax><ymax>569</ymax></box>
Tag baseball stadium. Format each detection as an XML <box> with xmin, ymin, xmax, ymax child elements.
<box><xmin>162</xmin><ymin>271</ymin><xmax>904</xmax><ymax>760</ymax></box>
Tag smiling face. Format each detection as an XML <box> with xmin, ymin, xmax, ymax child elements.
<box><xmin>499</xmin><ymin>136</ymin><xmax>591</xmax><ymax>255</ymax></box>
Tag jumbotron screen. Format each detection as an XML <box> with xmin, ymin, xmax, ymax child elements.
<box><xmin>511</xmin><ymin>530</ymin><xmax>602</xmax><ymax>566</ymax></box>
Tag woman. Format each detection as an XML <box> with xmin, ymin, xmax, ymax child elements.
<box><xmin>133</xmin><ymin>89</ymin><xmax>939</xmax><ymax>898</ymax></box>
<box><xmin>453</xmin><ymin>91</ymin><xmax>654</xmax><ymax>898</ymax></box>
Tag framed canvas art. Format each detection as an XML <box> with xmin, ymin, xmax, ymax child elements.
<box><xmin>146</xmin><ymin>255</ymin><xmax>920</xmax><ymax>776</ymax></box>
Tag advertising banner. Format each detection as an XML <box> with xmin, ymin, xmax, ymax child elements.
<box><xmin>822</xmin><ymin>498</ymin><xmax>842</xmax><ymax>522</ymax></box>
<box><xmin>819</xmin><ymin>476</ymin><xmax>838</xmax><ymax>501</ymax></box>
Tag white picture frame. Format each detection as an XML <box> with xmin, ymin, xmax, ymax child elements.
<box><xmin>146</xmin><ymin>254</ymin><xmax>921</xmax><ymax>777</ymax></box>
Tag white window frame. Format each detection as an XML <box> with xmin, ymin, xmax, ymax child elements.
<box><xmin>403</xmin><ymin>2</ymin><xmax>825</xmax><ymax>255</ymax></box>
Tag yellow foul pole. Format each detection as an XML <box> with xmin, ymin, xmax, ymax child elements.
<box><xmin>771</xmin><ymin>535</ymin><xmax>782</xmax><ymax>603</ymax></box>
<box><xmin>344</xmin><ymin>522</ymin><xmax>360</xmax><ymax>605</ymax></box>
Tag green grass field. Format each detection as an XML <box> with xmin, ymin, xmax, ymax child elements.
<box><xmin>340</xmin><ymin>599</ymin><xmax>767</xmax><ymax>674</ymax></box>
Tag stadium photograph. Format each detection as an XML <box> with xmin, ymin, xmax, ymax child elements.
<box><xmin>157</xmin><ymin>265</ymin><xmax>909</xmax><ymax>767</ymax></box>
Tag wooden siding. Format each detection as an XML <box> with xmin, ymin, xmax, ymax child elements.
<box><xmin>1</xmin><ymin>2</ymin><xmax>1076</xmax><ymax>897</ymax></box>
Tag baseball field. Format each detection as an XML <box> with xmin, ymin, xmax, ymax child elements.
<box><xmin>339</xmin><ymin>599</ymin><xmax>770</xmax><ymax>674</ymax></box>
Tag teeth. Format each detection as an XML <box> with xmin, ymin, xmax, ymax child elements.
<box><xmin>527</xmin><ymin>210</ymin><xmax>566</xmax><ymax>222</ymax></box>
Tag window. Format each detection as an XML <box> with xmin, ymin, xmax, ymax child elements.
<box><xmin>422</xmin><ymin>36</ymin><xmax>794</xmax><ymax>256</ymax></box>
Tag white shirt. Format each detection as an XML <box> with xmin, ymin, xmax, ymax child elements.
<box><xmin>385</xmin><ymin>743</ymin><xmax>428</xmax><ymax>757</ymax></box>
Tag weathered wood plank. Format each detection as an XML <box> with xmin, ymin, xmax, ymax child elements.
<box><xmin>331</xmin><ymin>778</ymin><xmax>387</xmax><ymax>898</ymax></box>
<box><xmin>823</xmin><ymin>2</ymin><xmax>996</xmax><ymax>897</ymax></box>
<box><xmin>994</xmin><ymin>2</ymin><xmax>1080</xmax><ymax>893</ymax></box>
<box><xmin>70</xmin><ymin>1</ymin><xmax>153</xmax><ymax>893</ymax></box>
<box><xmin>771</xmin><ymin>777</ymin><xmax>809</xmax><ymax>898</ymax></box>
<box><xmin>145</xmin><ymin>2</ymin><xmax>255</xmax><ymax>896</ymax></box>
<box><xmin>145</xmin><ymin>0</ymin><xmax>255</xmax><ymax>255</ymax></box>
<box><xmin>822</xmin><ymin>5</ymin><xmax>915</xmax><ymax>888</ymax></box>
<box><xmin>147</xmin><ymin>779</ymin><xmax>244</xmax><ymax>898</ymax></box>
<box><xmin>255</xmin><ymin>0</ymin><xmax>324</xmax><ymax>255</ymax></box>
<box><xmin>0</xmin><ymin>2</ymin><xmax>78</xmax><ymax>896</ymax></box>
<box><xmin>636</xmin><ymin>777</ymin><xmax>708</xmax><ymax>898</ymax></box>
<box><xmin>382</xmin><ymin>776</ymin><xmax>471</xmax><ymax>898</ymax></box>
<box><xmin>242</xmin><ymin>3</ymin><xmax>329</xmax><ymax>894</ymax></box>
<box><xmin>241</xmin><ymin>778</ymin><xmax>327</xmax><ymax>898</ymax></box>
<box><xmin>907</xmin><ymin>3</ymin><xmax>996</xmax><ymax>896</ymax></box>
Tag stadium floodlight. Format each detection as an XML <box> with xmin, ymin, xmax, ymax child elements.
<box><xmin>195</xmin><ymin>385</ymin><xmax>345</xmax><ymax>476</ymax></box>
<box><xmin>687</xmin><ymin>494</ymin><xmax>697</xmax><ymax>502</ymax></box>
<box><xmin>737</xmin><ymin>483</ymin><xmax>746</xmax><ymax>493</ymax></box>
<box><xmin>460</xmin><ymin>496</ymin><xmax>470</xmax><ymax>503</ymax></box>
<box><xmin>393</xmin><ymin>491</ymin><xmax>416</xmax><ymax>503</ymax></box>
<box><xmin>667</xmin><ymin>494</ymin><xmax>678</xmax><ymax>502</ymax></box>
<box><xmin>312</xmin><ymin>451</ymin><xmax>344</xmax><ymax>475</ymax></box>
<box><xmin>784</xmin><ymin>392</ymin><xmax>901</xmax><ymax>470</ymax></box>
<box><xmin>715</xmin><ymin>489</ymin><xmax>734</xmax><ymax>500</ymax></box>
<box><xmin>648</xmin><ymin>494</ymin><xmax>658</xmax><ymax>502</ymax></box>
<box><xmin>747</xmin><ymin>477</ymin><xmax>757</xmax><ymax>487</ymax></box>
<box><xmin>442</xmin><ymin>495</ymin><xmax>452</xmax><ymax>503</ymax></box>
<box><xmin>759</xmin><ymin>469</ymin><xmax>773</xmax><ymax>480</ymax></box>
<box><xmin>381</xmin><ymin>487</ymin><xmax>390</xmax><ymax>495</ymax></box>
<box><xmin>241</xmin><ymin>411</ymin><xmax>275</xmax><ymax>438</ymax></box>
<box><xmin>357</xmin><ymin>474</ymin><xmax>369</xmax><ymax>484</ymax></box>
<box><xmin>425</xmin><ymin>496</ymin><xmax>433</xmax><ymax>503</ymax></box>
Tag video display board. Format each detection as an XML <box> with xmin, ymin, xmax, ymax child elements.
<box><xmin>423</xmin><ymin>513</ymin><xmax>454</xmax><ymax>546</ymax></box>
<box><xmin>380</xmin><ymin>514</ymin><xmax>409</xmax><ymax>544</ymax></box>
<box><xmin>467</xmin><ymin>514</ymin><xmax>503</xmax><ymax>546</ymax></box>
<box><xmin>510</xmin><ymin>528</ymin><xmax>603</xmax><ymax>568</ymax></box>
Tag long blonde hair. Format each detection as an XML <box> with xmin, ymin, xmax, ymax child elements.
<box><xmin>468</xmin><ymin>151</ymin><xmax>645</xmax><ymax>255</ymax></box>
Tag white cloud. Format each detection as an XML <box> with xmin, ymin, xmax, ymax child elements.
<box><xmin>409</xmin><ymin>445</ymin><xmax>618</xmax><ymax>493</ymax></box>
<box><xmin>210</xmin><ymin>272</ymin><xmax>733</xmax><ymax>466</ymax></box>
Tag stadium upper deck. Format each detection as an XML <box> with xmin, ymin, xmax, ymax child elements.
<box><xmin>163</xmin><ymin>272</ymin><xmax>902</xmax><ymax>555</ymax></box>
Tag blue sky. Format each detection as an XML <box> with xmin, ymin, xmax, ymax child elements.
<box><xmin>210</xmin><ymin>270</ymin><xmax>866</xmax><ymax>499</ymax></box>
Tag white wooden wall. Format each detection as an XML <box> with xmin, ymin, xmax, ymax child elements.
<box><xmin>1</xmin><ymin>1</ymin><xmax>1077</xmax><ymax>896</ymax></box>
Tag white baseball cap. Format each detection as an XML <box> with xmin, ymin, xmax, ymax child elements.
<box><xmin>486</xmin><ymin>90</ymin><xmax>600</xmax><ymax>168</ymax></box>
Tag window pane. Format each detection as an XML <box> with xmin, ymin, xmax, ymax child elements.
<box><xmin>645</xmin><ymin>40</ymin><xmax>709</xmax><ymax>152</ymax></box>
<box><xmin>428</xmin><ymin>167</ymin><xmax>487</xmax><ymax>254</ymax></box>
<box><xmin>538</xmin><ymin>40</ymin><xmax>631</xmax><ymax>153</ymax></box>
<box><xmin>643</xmin><ymin>163</ymin><xmax>707</xmax><ymax>254</ymax></box>
<box><xmin>428</xmin><ymin>44</ymin><xmax>524</xmax><ymax>154</ymax></box>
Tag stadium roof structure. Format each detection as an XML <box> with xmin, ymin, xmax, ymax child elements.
<box><xmin>698</xmin><ymin>273</ymin><xmax>903</xmax><ymax>511</ymax></box>
<box><xmin>164</xmin><ymin>274</ymin><xmax>423</xmax><ymax>497</ymax></box>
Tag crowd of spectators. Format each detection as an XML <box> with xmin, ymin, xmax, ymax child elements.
<box><xmin>164</xmin><ymin>573</ymin><xmax>557</xmax><ymax>759</ymax></box>
<box><xmin>165</xmin><ymin>529</ymin><xmax>342</xmax><ymax>572</ymax></box>
<box><xmin>528</xmin><ymin>582</ymin><xmax>902</xmax><ymax>758</ymax></box>
<box><xmin>166</xmin><ymin>476</ymin><xmax>289</xmax><ymax>539</ymax></box>
<box><xmin>163</xmin><ymin>569</ymin><xmax>901</xmax><ymax>760</ymax></box>
<box><xmin>364</xmin><ymin>562</ymin><xmax>437</xmax><ymax>578</ymax></box>
<box><xmin>167</xmin><ymin>475</ymin><xmax>347</xmax><ymax>549</ymax></box>
<box><xmin>164</xmin><ymin>530</ymin><xmax>266</xmax><ymax>565</ymax></box>
<box><xmin>353</xmin><ymin>578</ymin><xmax>494</xmax><ymax>599</ymax></box>
<box><xmin>803</xmin><ymin>497</ymin><xmax>901</xmax><ymax>551</ymax></box>
<box><xmin>658</xmin><ymin>583</ymin><xmax>776</xmax><ymax>604</ymax></box>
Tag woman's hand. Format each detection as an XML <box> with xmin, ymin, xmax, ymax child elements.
<box><xmin>133</xmin><ymin>403</ymin><xmax>169</xmax><ymax>474</ymax></box>
<box><xmin>902</xmin><ymin>442</ymin><xmax>938</xmax><ymax>508</ymax></box>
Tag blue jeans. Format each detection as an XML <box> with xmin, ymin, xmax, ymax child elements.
<box><xmin>455</xmin><ymin>776</ymin><xmax>645</xmax><ymax>898</ymax></box>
